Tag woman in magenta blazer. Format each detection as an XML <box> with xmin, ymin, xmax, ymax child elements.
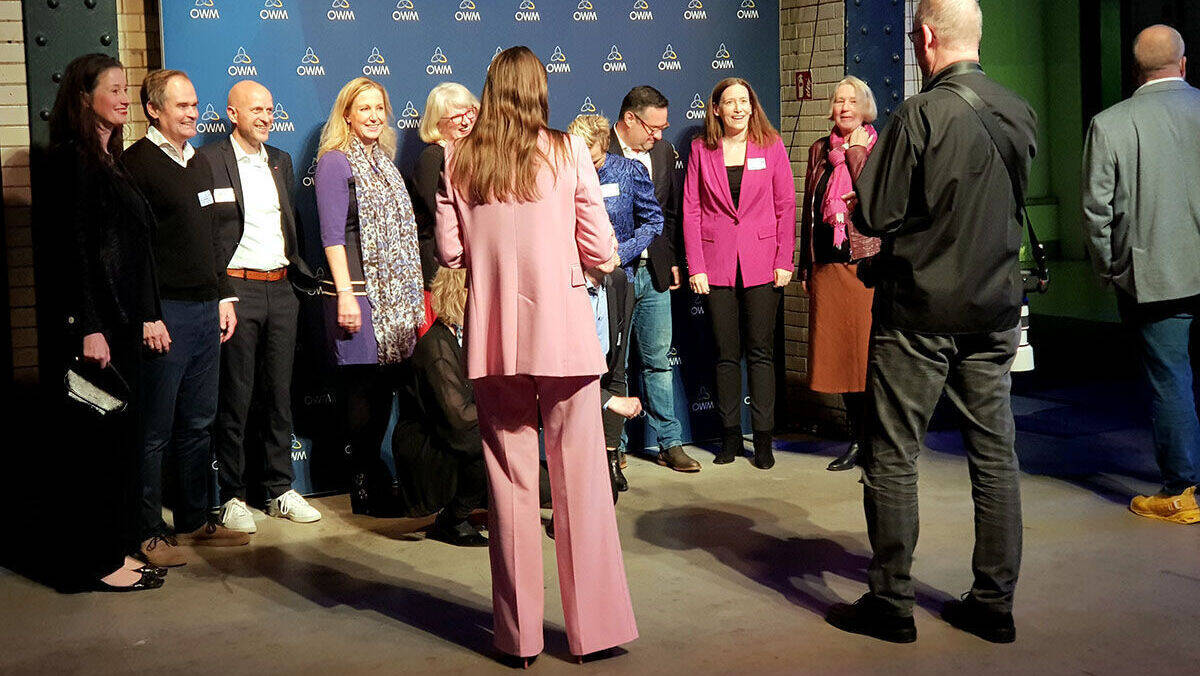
<box><xmin>683</xmin><ymin>77</ymin><xmax>797</xmax><ymax>470</ymax></box>
<box><xmin>435</xmin><ymin>46</ymin><xmax>636</xmax><ymax>666</ymax></box>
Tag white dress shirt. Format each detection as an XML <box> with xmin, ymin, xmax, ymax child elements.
<box><xmin>146</xmin><ymin>125</ymin><xmax>195</xmax><ymax>167</ymax></box>
<box><xmin>226</xmin><ymin>136</ymin><xmax>289</xmax><ymax>271</ymax></box>
<box><xmin>613</xmin><ymin>125</ymin><xmax>653</xmax><ymax>261</ymax></box>
<box><xmin>1136</xmin><ymin>75</ymin><xmax>1185</xmax><ymax>92</ymax></box>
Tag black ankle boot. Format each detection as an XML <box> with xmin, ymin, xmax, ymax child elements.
<box><xmin>827</xmin><ymin>441</ymin><xmax>860</xmax><ymax>471</ymax></box>
<box><xmin>752</xmin><ymin>430</ymin><xmax>775</xmax><ymax>469</ymax></box>
<box><xmin>607</xmin><ymin>449</ymin><xmax>628</xmax><ymax>502</ymax></box>
<box><xmin>714</xmin><ymin>427</ymin><xmax>742</xmax><ymax>464</ymax></box>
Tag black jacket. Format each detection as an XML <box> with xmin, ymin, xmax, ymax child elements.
<box><xmin>54</xmin><ymin>141</ymin><xmax>160</xmax><ymax>336</ymax></box>
<box><xmin>852</xmin><ymin>61</ymin><xmax>1038</xmax><ymax>334</ymax></box>
<box><xmin>406</xmin><ymin>321</ymin><xmax>481</xmax><ymax>459</ymax></box>
<box><xmin>194</xmin><ymin>137</ymin><xmax>316</xmax><ymax>291</ymax></box>
<box><xmin>609</xmin><ymin>132</ymin><xmax>683</xmax><ymax>292</ymax></box>
<box><xmin>410</xmin><ymin>143</ymin><xmax>444</xmax><ymax>289</ymax></box>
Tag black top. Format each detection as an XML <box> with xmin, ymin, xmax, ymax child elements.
<box><xmin>53</xmin><ymin>140</ymin><xmax>160</xmax><ymax>335</ymax></box>
<box><xmin>410</xmin><ymin>143</ymin><xmax>444</xmax><ymax>289</ymax></box>
<box><xmin>812</xmin><ymin>169</ymin><xmax>851</xmax><ymax>264</ymax></box>
<box><xmin>726</xmin><ymin>165</ymin><xmax>744</xmax><ymax>211</ymax></box>
<box><xmin>852</xmin><ymin>61</ymin><xmax>1038</xmax><ymax>333</ymax></box>
<box><xmin>404</xmin><ymin>321</ymin><xmax>480</xmax><ymax>458</ymax></box>
<box><xmin>599</xmin><ymin>268</ymin><xmax>634</xmax><ymax>407</ymax></box>
<box><xmin>121</xmin><ymin>138</ymin><xmax>232</xmax><ymax>301</ymax></box>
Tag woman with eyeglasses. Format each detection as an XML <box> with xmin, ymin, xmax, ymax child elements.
<box><xmin>413</xmin><ymin>83</ymin><xmax>478</xmax><ymax>288</ymax></box>
<box><xmin>682</xmin><ymin>77</ymin><xmax>796</xmax><ymax>470</ymax></box>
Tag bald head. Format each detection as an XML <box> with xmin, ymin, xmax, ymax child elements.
<box><xmin>226</xmin><ymin>80</ymin><xmax>274</xmax><ymax>152</ymax></box>
<box><xmin>914</xmin><ymin>0</ymin><xmax>983</xmax><ymax>51</ymax></box>
<box><xmin>1133</xmin><ymin>25</ymin><xmax>1186</xmax><ymax>81</ymax></box>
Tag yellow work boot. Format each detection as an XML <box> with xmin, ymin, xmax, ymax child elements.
<box><xmin>1129</xmin><ymin>486</ymin><xmax>1199</xmax><ymax>524</ymax></box>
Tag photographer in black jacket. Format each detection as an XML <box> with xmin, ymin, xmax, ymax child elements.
<box><xmin>825</xmin><ymin>0</ymin><xmax>1037</xmax><ymax>645</ymax></box>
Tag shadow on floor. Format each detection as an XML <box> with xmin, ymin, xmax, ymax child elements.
<box><xmin>634</xmin><ymin>500</ymin><xmax>954</xmax><ymax>616</ymax></box>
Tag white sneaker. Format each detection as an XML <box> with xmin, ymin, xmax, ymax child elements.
<box><xmin>219</xmin><ymin>498</ymin><xmax>258</xmax><ymax>534</ymax></box>
<box><xmin>268</xmin><ymin>490</ymin><xmax>321</xmax><ymax>523</ymax></box>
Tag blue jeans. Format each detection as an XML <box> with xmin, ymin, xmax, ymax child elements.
<box><xmin>629</xmin><ymin>265</ymin><xmax>683</xmax><ymax>451</ymax></box>
<box><xmin>1124</xmin><ymin>300</ymin><xmax>1200</xmax><ymax>495</ymax></box>
<box><xmin>139</xmin><ymin>299</ymin><xmax>220</xmax><ymax>538</ymax></box>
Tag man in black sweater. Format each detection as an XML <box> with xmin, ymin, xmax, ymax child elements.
<box><xmin>121</xmin><ymin>69</ymin><xmax>250</xmax><ymax>567</ymax></box>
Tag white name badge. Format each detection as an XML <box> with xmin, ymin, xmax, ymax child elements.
<box><xmin>213</xmin><ymin>187</ymin><xmax>237</xmax><ymax>203</ymax></box>
<box><xmin>197</xmin><ymin>190</ymin><xmax>214</xmax><ymax>207</ymax></box>
<box><xmin>600</xmin><ymin>182</ymin><xmax>621</xmax><ymax>198</ymax></box>
<box><xmin>746</xmin><ymin>157</ymin><xmax>767</xmax><ymax>171</ymax></box>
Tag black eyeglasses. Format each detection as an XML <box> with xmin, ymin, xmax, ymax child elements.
<box><xmin>907</xmin><ymin>27</ymin><xmax>923</xmax><ymax>45</ymax></box>
<box><xmin>632</xmin><ymin>111</ymin><xmax>669</xmax><ymax>136</ymax></box>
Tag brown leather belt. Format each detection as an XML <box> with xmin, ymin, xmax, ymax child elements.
<box><xmin>227</xmin><ymin>267</ymin><xmax>288</xmax><ymax>282</ymax></box>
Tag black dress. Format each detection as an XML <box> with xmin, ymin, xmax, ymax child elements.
<box><xmin>392</xmin><ymin>321</ymin><xmax>486</xmax><ymax>519</ymax></box>
<box><xmin>410</xmin><ymin>143</ymin><xmax>445</xmax><ymax>289</ymax></box>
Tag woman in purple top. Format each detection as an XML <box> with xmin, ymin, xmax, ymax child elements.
<box><xmin>315</xmin><ymin>77</ymin><xmax>424</xmax><ymax>515</ymax></box>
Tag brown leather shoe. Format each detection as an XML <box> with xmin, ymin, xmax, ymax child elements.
<box><xmin>176</xmin><ymin>522</ymin><xmax>252</xmax><ymax>547</ymax></box>
<box><xmin>656</xmin><ymin>445</ymin><xmax>701</xmax><ymax>472</ymax></box>
<box><xmin>139</xmin><ymin>535</ymin><xmax>187</xmax><ymax>567</ymax></box>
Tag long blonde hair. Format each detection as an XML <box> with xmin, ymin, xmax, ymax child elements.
<box><xmin>448</xmin><ymin>46</ymin><xmax>568</xmax><ymax>204</ymax></box>
<box><xmin>430</xmin><ymin>267</ymin><xmax>468</xmax><ymax>327</ymax></box>
<box><xmin>317</xmin><ymin>77</ymin><xmax>398</xmax><ymax>160</ymax></box>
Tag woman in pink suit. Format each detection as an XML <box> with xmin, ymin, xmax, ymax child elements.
<box><xmin>434</xmin><ymin>46</ymin><xmax>636</xmax><ymax>666</ymax></box>
<box><xmin>683</xmin><ymin>77</ymin><xmax>797</xmax><ymax>470</ymax></box>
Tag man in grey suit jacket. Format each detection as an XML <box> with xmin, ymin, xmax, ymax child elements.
<box><xmin>1082</xmin><ymin>24</ymin><xmax>1200</xmax><ymax>525</ymax></box>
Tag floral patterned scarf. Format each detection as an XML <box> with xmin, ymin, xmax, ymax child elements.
<box><xmin>345</xmin><ymin>138</ymin><xmax>424</xmax><ymax>364</ymax></box>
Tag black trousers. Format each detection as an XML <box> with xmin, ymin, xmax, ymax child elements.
<box><xmin>707</xmin><ymin>281</ymin><xmax>781</xmax><ymax>431</ymax></box>
<box><xmin>214</xmin><ymin>277</ymin><xmax>298</xmax><ymax>504</ymax></box>
<box><xmin>338</xmin><ymin>363</ymin><xmax>485</xmax><ymax>521</ymax></box>
<box><xmin>862</xmin><ymin>324</ymin><xmax>1023</xmax><ymax>615</ymax></box>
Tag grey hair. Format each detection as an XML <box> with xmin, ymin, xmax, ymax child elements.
<box><xmin>913</xmin><ymin>0</ymin><xmax>983</xmax><ymax>51</ymax></box>
<box><xmin>827</xmin><ymin>76</ymin><xmax>878</xmax><ymax>124</ymax></box>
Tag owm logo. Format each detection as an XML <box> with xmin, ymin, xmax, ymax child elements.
<box><xmin>691</xmin><ymin>385</ymin><xmax>716</xmax><ymax>412</ymax></box>
<box><xmin>428</xmin><ymin>47</ymin><xmax>452</xmax><ymax>75</ymax></box>
<box><xmin>738</xmin><ymin>0</ymin><xmax>760</xmax><ymax>19</ymax></box>
<box><xmin>261</xmin><ymin>0</ymin><xmax>288</xmax><ymax>20</ymax></box>
<box><xmin>363</xmin><ymin>47</ymin><xmax>389</xmax><ymax>76</ymax></box>
<box><xmin>515</xmin><ymin>0</ymin><xmax>539</xmax><ymax>22</ymax></box>
<box><xmin>302</xmin><ymin>157</ymin><xmax>317</xmax><ymax>187</ymax></box>
<box><xmin>684</xmin><ymin>0</ymin><xmax>706</xmax><ymax>20</ymax></box>
<box><xmin>658</xmin><ymin>43</ymin><xmax>680</xmax><ymax>71</ymax></box>
<box><xmin>396</xmin><ymin>100</ymin><xmax>420</xmax><ymax>129</ymax></box>
<box><xmin>630</xmin><ymin>0</ymin><xmax>653</xmax><ymax>21</ymax></box>
<box><xmin>328</xmin><ymin>0</ymin><xmax>355</xmax><ymax>21</ymax></box>
<box><xmin>579</xmin><ymin>97</ymin><xmax>597</xmax><ymax>113</ymax></box>
<box><xmin>603</xmin><ymin>45</ymin><xmax>627</xmax><ymax>73</ymax></box>
<box><xmin>393</xmin><ymin>0</ymin><xmax>418</xmax><ymax>21</ymax></box>
<box><xmin>712</xmin><ymin>43</ymin><xmax>734</xmax><ymax>70</ymax></box>
<box><xmin>197</xmin><ymin>103</ymin><xmax>227</xmax><ymax>133</ymax></box>
<box><xmin>297</xmin><ymin>47</ymin><xmax>325</xmax><ymax>76</ymax></box>
<box><xmin>191</xmin><ymin>0</ymin><xmax>219</xmax><ymax>20</ymax></box>
<box><xmin>546</xmin><ymin>46</ymin><xmax>570</xmax><ymax>74</ymax></box>
<box><xmin>456</xmin><ymin>0</ymin><xmax>480</xmax><ymax>22</ymax></box>
<box><xmin>270</xmin><ymin>102</ymin><xmax>294</xmax><ymax>132</ymax></box>
<box><xmin>574</xmin><ymin>0</ymin><xmax>597</xmax><ymax>22</ymax></box>
<box><xmin>228</xmin><ymin>47</ymin><xmax>257</xmax><ymax>77</ymax></box>
<box><xmin>687</xmin><ymin>93</ymin><xmax>706</xmax><ymax>120</ymax></box>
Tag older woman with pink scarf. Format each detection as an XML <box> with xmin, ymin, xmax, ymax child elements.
<box><xmin>799</xmin><ymin>75</ymin><xmax>881</xmax><ymax>472</ymax></box>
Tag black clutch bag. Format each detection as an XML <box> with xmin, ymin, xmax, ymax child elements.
<box><xmin>64</xmin><ymin>357</ymin><xmax>131</xmax><ymax>416</ymax></box>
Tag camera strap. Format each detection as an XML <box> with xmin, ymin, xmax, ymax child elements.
<box><xmin>938</xmin><ymin>79</ymin><xmax>1049</xmax><ymax>292</ymax></box>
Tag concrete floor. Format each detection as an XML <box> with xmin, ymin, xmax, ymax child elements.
<box><xmin>2</xmin><ymin>382</ymin><xmax>1199</xmax><ymax>675</ymax></box>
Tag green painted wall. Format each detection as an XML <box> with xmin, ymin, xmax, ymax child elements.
<box><xmin>979</xmin><ymin>0</ymin><xmax>1117</xmax><ymax>322</ymax></box>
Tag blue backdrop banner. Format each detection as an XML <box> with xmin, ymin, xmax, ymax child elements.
<box><xmin>162</xmin><ymin>0</ymin><xmax>780</xmax><ymax>494</ymax></box>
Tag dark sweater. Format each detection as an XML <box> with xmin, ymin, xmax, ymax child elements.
<box><xmin>120</xmin><ymin>138</ymin><xmax>231</xmax><ymax>301</ymax></box>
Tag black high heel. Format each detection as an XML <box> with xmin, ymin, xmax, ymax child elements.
<box><xmin>496</xmin><ymin>653</ymin><xmax>535</xmax><ymax>669</ymax></box>
<box><xmin>136</xmin><ymin>565</ymin><xmax>168</xmax><ymax>579</ymax></box>
<box><xmin>714</xmin><ymin>427</ymin><xmax>742</xmax><ymax>464</ymax></box>
<box><xmin>752</xmin><ymin>430</ymin><xmax>775</xmax><ymax>470</ymax></box>
<box><xmin>93</xmin><ymin>570</ymin><xmax>165</xmax><ymax>593</ymax></box>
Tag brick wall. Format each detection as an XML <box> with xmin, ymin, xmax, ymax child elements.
<box><xmin>779</xmin><ymin>0</ymin><xmax>848</xmax><ymax>434</ymax></box>
<box><xmin>118</xmin><ymin>0</ymin><xmax>161</xmax><ymax>141</ymax></box>
<box><xmin>1</xmin><ymin>0</ymin><xmax>33</xmax><ymax>385</ymax></box>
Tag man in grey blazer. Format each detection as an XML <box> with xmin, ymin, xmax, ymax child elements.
<box><xmin>1082</xmin><ymin>24</ymin><xmax>1200</xmax><ymax>525</ymax></box>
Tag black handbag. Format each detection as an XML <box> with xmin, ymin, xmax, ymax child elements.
<box><xmin>64</xmin><ymin>357</ymin><xmax>131</xmax><ymax>416</ymax></box>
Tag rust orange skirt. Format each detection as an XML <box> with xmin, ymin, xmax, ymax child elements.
<box><xmin>808</xmin><ymin>262</ymin><xmax>873</xmax><ymax>393</ymax></box>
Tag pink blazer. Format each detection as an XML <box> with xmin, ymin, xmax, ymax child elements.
<box><xmin>435</xmin><ymin>132</ymin><xmax>616</xmax><ymax>379</ymax></box>
<box><xmin>682</xmin><ymin>136</ymin><xmax>797</xmax><ymax>287</ymax></box>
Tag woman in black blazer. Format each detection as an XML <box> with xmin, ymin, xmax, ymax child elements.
<box><xmin>48</xmin><ymin>54</ymin><xmax>163</xmax><ymax>592</ymax></box>
<box><xmin>411</xmin><ymin>83</ymin><xmax>478</xmax><ymax>287</ymax></box>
